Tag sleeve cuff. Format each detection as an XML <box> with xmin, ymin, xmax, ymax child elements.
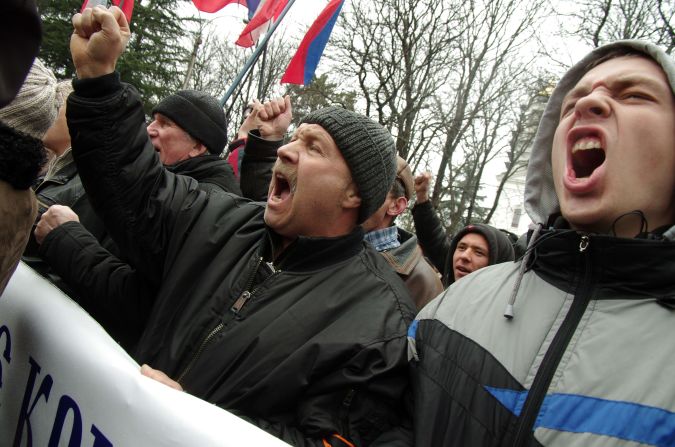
<box><xmin>72</xmin><ymin>72</ymin><xmax>122</xmax><ymax>98</ymax></box>
<box><xmin>412</xmin><ymin>200</ymin><xmax>433</xmax><ymax>215</ymax></box>
<box><xmin>244</xmin><ymin>129</ymin><xmax>282</xmax><ymax>158</ymax></box>
<box><xmin>228</xmin><ymin>137</ymin><xmax>247</xmax><ymax>154</ymax></box>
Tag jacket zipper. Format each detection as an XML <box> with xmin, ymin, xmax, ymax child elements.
<box><xmin>176</xmin><ymin>256</ymin><xmax>265</xmax><ymax>385</ymax></box>
<box><xmin>511</xmin><ymin>234</ymin><xmax>593</xmax><ymax>446</ymax></box>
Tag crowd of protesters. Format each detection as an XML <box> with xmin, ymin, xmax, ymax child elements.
<box><xmin>1</xmin><ymin>3</ymin><xmax>674</xmax><ymax>446</ymax></box>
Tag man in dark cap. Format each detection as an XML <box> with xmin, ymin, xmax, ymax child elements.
<box><xmin>149</xmin><ymin>89</ymin><xmax>233</xmax><ymax>165</ymax></box>
<box><xmin>61</xmin><ymin>6</ymin><xmax>414</xmax><ymax>446</ymax></box>
<box><xmin>29</xmin><ymin>87</ymin><xmax>243</xmax><ymax>350</ymax></box>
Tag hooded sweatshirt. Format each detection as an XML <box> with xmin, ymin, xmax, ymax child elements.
<box><xmin>447</xmin><ymin>223</ymin><xmax>515</xmax><ymax>281</ymax></box>
<box><xmin>406</xmin><ymin>40</ymin><xmax>675</xmax><ymax>447</ymax></box>
<box><xmin>412</xmin><ymin>201</ymin><xmax>515</xmax><ymax>285</ymax></box>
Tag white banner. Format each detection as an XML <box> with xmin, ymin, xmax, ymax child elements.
<box><xmin>0</xmin><ymin>263</ymin><xmax>289</xmax><ymax>447</ymax></box>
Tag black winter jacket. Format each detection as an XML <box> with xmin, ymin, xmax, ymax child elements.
<box><xmin>411</xmin><ymin>201</ymin><xmax>452</xmax><ymax>283</ymax></box>
<box><xmin>66</xmin><ymin>73</ymin><xmax>415</xmax><ymax>446</ymax></box>
<box><xmin>239</xmin><ymin>130</ymin><xmax>278</xmax><ymax>201</ymax></box>
<box><xmin>36</xmin><ymin>154</ymin><xmax>240</xmax><ymax>350</ymax></box>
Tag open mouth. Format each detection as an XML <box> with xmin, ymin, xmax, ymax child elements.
<box><xmin>571</xmin><ymin>136</ymin><xmax>605</xmax><ymax>178</ymax></box>
<box><xmin>571</xmin><ymin>136</ymin><xmax>605</xmax><ymax>179</ymax></box>
<box><xmin>455</xmin><ymin>265</ymin><xmax>471</xmax><ymax>275</ymax></box>
<box><xmin>270</xmin><ymin>172</ymin><xmax>295</xmax><ymax>203</ymax></box>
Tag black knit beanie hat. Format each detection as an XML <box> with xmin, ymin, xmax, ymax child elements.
<box><xmin>152</xmin><ymin>90</ymin><xmax>227</xmax><ymax>156</ymax></box>
<box><xmin>300</xmin><ymin>106</ymin><xmax>396</xmax><ymax>223</ymax></box>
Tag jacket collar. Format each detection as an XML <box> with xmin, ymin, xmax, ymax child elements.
<box><xmin>379</xmin><ymin>228</ymin><xmax>423</xmax><ymax>276</ymax></box>
<box><xmin>262</xmin><ymin>226</ymin><xmax>365</xmax><ymax>272</ymax></box>
<box><xmin>167</xmin><ymin>154</ymin><xmax>233</xmax><ymax>189</ymax></box>
<box><xmin>35</xmin><ymin>150</ymin><xmax>78</xmax><ymax>191</ymax></box>
<box><xmin>531</xmin><ymin>228</ymin><xmax>675</xmax><ymax>300</ymax></box>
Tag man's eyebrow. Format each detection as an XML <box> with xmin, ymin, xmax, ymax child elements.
<box><xmin>156</xmin><ymin>115</ymin><xmax>174</xmax><ymax>125</ymax></box>
<box><xmin>563</xmin><ymin>74</ymin><xmax>667</xmax><ymax>103</ymax></box>
<box><xmin>562</xmin><ymin>85</ymin><xmax>586</xmax><ymax>104</ymax></box>
<box><xmin>303</xmin><ymin>126</ymin><xmax>333</xmax><ymax>147</ymax></box>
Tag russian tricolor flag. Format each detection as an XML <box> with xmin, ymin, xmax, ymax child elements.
<box><xmin>281</xmin><ymin>0</ymin><xmax>345</xmax><ymax>85</ymax></box>
<box><xmin>236</xmin><ymin>0</ymin><xmax>289</xmax><ymax>48</ymax></box>
<box><xmin>191</xmin><ymin>0</ymin><xmax>258</xmax><ymax>18</ymax></box>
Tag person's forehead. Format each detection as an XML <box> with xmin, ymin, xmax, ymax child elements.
<box><xmin>565</xmin><ymin>55</ymin><xmax>670</xmax><ymax>101</ymax></box>
<box><xmin>459</xmin><ymin>232</ymin><xmax>489</xmax><ymax>247</ymax></box>
<box><xmin>152</xmin><ymin>112</ymin><xmax>172</xmax><ymax>124</ymax></box>
<box><xmin>296</xmin><ymin>123</ymin><xmax>337</xmax><ymax>148</ymax></box>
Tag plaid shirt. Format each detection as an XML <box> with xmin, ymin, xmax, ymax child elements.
<box><xmin>364</xmin><ymin>226</ymin><xmax>400</xmax><ymax>252</ymax></box>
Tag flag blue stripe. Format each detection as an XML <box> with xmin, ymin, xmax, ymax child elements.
<box><xmin>303</xmin><ymin>1</ymin><xmax>344</xmax><ymax>84</ymax></box>
<box><xmin>484</xmin><ymin>387</ymin><xmax>675</xmax><ymax>446</ymax></box>
<box><xmin>246</xmin><ymin>0</ymin><xmax>261</xmax><ymax>19</ymax></box>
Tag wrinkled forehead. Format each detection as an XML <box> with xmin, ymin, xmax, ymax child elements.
<box><xmin>564</xmin><ymin>55</ymin><xmax>672</xmax><ymax>104</ymax></box>
<box><xmin>294</xmin><ymin>123</ymin><xmax>337</xmax><ymax>149</ymax></box>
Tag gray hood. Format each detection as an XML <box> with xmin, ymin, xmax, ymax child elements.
<box><xmin>524</xmin><ymin>40</ymin><xmax>675</xmax><ymax>225</ymax></box>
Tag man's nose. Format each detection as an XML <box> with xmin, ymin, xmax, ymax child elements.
<box><xmin>277</xmin><ymin>141</ymin><xmax>299</xmax><ymax>164</ymax></box>
<box><xmin>147</xmin><ymin>121</ymin><xmax>158</xmax><ymax>136</ymax></box>
<box><xmin>575</xmin><ymin>90</ymin><xmax>610</xmax><ymax>120</ymax></box>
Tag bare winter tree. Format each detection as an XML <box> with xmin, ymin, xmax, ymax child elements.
<box><xmin>424</xmin><ymin>0</ymin><xmax>546</xmax><ymax>234</ymax></box>
<box><xmin>331</xmin><ymin>0</ymin><xmax>460</xmax><ymax>161</ymax></box>
<box><xmin>324</xmin><ymin>0</ymin><xmax>547</xmax><ymax>235</ymax></box>
<box><xmin>570</xmin><ymin>0</ymin><xmax>674</xmax><ymax>53</ymax></box>
<box><xmin>284</xmin><ymin>74</ymin><xmax>357</xmax><ymax>122</ymax></box>
<box><xmin>482</xmin><ymin>77</ymin><xmax>550</xmax><ymax>225</ymax></box>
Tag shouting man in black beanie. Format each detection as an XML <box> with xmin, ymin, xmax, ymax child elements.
<box><xmin>30</xmin><ymin>87</ymin><xmax>244</xmax><ymax>350</ymax></box>
<box><xmin>150</xmin><ymin>89</ymin><xmax>229</xmax><ymax>164</ymax></box>
<box><xmin>49</xmin><ymin>6</ymin><xmax>416</xmax><ymax>447</ymax></box>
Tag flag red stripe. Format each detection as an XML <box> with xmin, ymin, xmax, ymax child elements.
<box><xmin>281</xmin><ymin>0</ymin><xmax>344</xmax><ymax>85</ymax></box>
<box><xmin>235</xmin><ymin>0</ymin><xmax>289</xmax><ymax>47</ymax></box>
<box><xmin>191</xmin><ymin>0</ymin><xmax>245</xmax><ymax>14</ymax></box>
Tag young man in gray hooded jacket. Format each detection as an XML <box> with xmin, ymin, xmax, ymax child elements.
<box><xmin>403</xmin><ymin>40</ymin><xmax>675</xmax><ymax>446</ymax></box>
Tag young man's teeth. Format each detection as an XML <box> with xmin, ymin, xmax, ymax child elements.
<box><xmin>573</xmin><ymin>138</ymin><xmax>603</xmax><ymax>152</ymax></box>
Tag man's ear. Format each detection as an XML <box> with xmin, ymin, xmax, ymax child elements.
<box><xmin>188</xmin><ymin>141</ymin><xmax>208</xmax><ymax>159</ymax></box>
<box><xmin>386</xmin><ymin>196</ymin><xmax>408</xmax><ymax>217</ymax></box>
<box><xmin>342</xmin><ymin>182</ymin><xmax>362</xmax><ymax>210</ymax></box>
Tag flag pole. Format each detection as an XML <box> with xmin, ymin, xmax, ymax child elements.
<box><xmin>257</xmin><ymin>46</ymin><xmax>268</xmax><ymax>99</ymax></box>
<box><xmin>220</xmin><ymin>0</ymin><xmax>296</xmax><ymax>107</ymax></box>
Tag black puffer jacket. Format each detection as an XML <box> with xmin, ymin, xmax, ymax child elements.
<box><xmin>66</xmin><ymin>73</ymin><xmax>415</xmax><ymax>446</ymax></box>
<box><xmin>36</xmin><ymin>154</ymin><xmax>241</xmax><ymax>350</ymax></box>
